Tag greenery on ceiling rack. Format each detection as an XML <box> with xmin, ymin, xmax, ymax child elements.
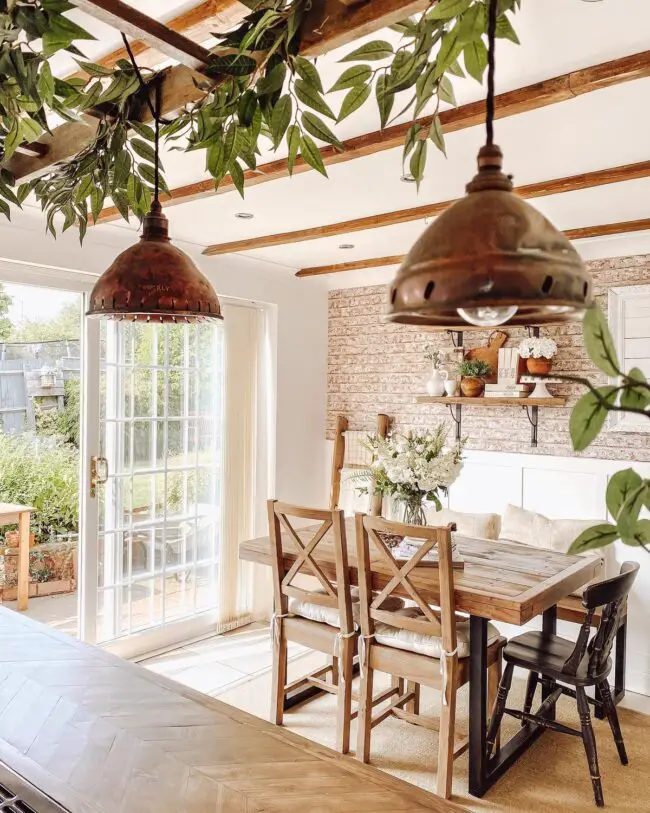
<box><xmin>0</xmin><ymin>0</ymin><xmax>520</xmax><ymax>239</ymax></box>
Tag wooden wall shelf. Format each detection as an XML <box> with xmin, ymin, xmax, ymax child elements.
<box><xmin>416</xmin><ymin>396</ymin><xmax>566</xmax><ymax>408</ymax></box>
<box><xmin>416</xmin><ymin>395</ymin><xmax>567</xmax><ymax>447</ymax></box>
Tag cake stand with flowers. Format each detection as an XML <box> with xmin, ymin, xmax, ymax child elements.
<box><xmin>518</xmin><ymin>335</ymin><xmax>560</xmax><ymax>398</ymax></box>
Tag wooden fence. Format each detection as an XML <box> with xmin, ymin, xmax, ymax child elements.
<box><xmin>0</xmin><ymin>341</ymin><xmax>80</xmax><ymax>434</ymax></box>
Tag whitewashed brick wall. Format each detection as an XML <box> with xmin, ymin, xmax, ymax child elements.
<box><xmin>327</xmin><ymin>254</ymin><xmax>650</xmax><ymax>461</ymax></box>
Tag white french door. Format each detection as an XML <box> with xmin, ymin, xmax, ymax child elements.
<box><xmin>80</xmin><ymin>310</ymin><xmax>225</xmax><ymax>656</ymax></box>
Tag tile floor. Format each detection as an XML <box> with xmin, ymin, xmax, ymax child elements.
<box><xmin>137</xmin><ymin>621</ymin><xmax>314</xmax><ymax>697</ymax></box>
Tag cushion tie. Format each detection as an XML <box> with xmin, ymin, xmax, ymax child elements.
<box><xmin>270</xmin><ymin>612</ymin><xmax>291</xmax><ymax>647</ymax></box>
<box><xmin>333</xmin><ymin>630</ymin><xmax>356</xmax><ymax>684</ymax></box>
<box><xmin>359</xmin><ymin>633</ymin><xmax>375</xmax><ymax>679</ymax></box>
<box><xmin>440</xmin><ymin>647</ymin><xmax>458</xmax><ymax>706</ymax></box>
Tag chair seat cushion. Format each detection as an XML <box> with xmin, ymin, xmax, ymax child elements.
<box><xmin>288</xmin><ymin>589</ymin><xmax>404</xmax><ymax>629</ymax></box>
<box><xmin>504</xmin><ymin>630</ymin><xmax>611</xmax><ymax>685</ymax></box>
<box><xmin>374</xmin><ymin>607</ymin><xmax>500</xmax><ymax>659</ymax></box>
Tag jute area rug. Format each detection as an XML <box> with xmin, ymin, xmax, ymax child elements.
<box><xmin>218</xmin><ymin>651</ymin><xmax>650</xmax><ymax>813</ymax></box>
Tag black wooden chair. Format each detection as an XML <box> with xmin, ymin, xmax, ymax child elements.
<box><xmin>486</xmin><ymin>561</ymin><xmax>639</xmax><ymax>808</ymax></box>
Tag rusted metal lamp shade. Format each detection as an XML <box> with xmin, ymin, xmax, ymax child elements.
<box><xmin>387</xmin><ymin>145</ymin><xmax>593</xmax><ymax>328</ymax></box>
<box><xmin>87</xmin><ymin>202</ymin><xmax>222</xmax><ymax>322</ymax></box>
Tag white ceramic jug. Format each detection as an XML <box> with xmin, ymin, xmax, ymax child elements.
<box><xmin>426</xmin><ymin>368</ymin><xmax>448</xmax><ymax>397</ymax></box>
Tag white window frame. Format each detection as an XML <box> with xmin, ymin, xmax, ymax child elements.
<box><xmin>607</xmin><ymin>283</ymin><xmax>650</xmax><ymax>433</ymax></box>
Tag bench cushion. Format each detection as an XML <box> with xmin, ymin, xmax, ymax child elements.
<box><xmin>498</xmin><ymin>504</ymin><xmax>617</xmax><ymax>596</ymax></box>
<box><xmin>425</xmin><ymin>507</ymin><xmax>501</xmax><ymax>540</ymax></box>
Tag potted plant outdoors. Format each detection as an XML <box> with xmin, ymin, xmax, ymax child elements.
<box><xmin>424</xmin><ymin>346</ymin><xmax>448</xmax><ymax>397</ymax></box>
<box><xmin>459</xmin><ymin>359</ymin><xmax>492</xmax><ymax>397</ymax></box>
<box><xmin>352</xmin><ymin>425</ymin><xmax>465</xmax><ymax>525</ymax></box>
<box><xmin>518</xmin><ymin>336</ymin><xmax>558</xmax><ymax>376</ymax></box>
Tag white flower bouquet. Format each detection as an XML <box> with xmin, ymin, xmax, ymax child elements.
<box><xmin>352</xmin><ymin>424</ymin><xmax>465</xmax><ymax>525</ymax></box>
<box><xmin>518</xmin><ymin>336</ymin><xmax>558</xmax><ymax>359</ymax></box>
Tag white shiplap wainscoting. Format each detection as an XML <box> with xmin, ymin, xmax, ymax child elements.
<box><xmin>334</xmin><ymin>446</ymin><xmax>650</xmax><ymax>696</ymax></box>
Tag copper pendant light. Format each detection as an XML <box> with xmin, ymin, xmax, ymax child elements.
<box><xmin>87</xmin><ymin>47</ymin><xmax>222</xmax><ymax>323</ymax></box>
<box><xmin>387</xmin><ymin>0</ymin><xmax>593</xmax><ymax>329</ymax></box>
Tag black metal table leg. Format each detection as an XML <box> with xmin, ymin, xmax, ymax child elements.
<box><xmin>284</xmin><ymin>659</ymin><xmax>359</xmax><ymax>710</ymax></box>
<box><xmin>542</xmin><ymin>605</ymin><xmax>557</xmax><ymax>720</ymax></box>
<box><xmin>469</xmin><ymin>606</ymin><xmax>559</xmax><ymax>798</ymax></box>
<box><xmin>468</xmin><ymin>615</ymin><xmax>488</xmax><ymax>797</ymax></box>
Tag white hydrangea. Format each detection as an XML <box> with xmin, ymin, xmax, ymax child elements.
<box><xmin>518</xmin><ymin>337</ymin><xmax>558</xmax><ymax>359</ymax></box>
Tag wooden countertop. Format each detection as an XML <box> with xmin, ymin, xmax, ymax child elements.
<box><xmin>0</xmin><ymin>609</ymin><xmax>466</xmax><ymax>813</ymax></box>
<box><xmin>240</xmin><ymin>517</ymin><xmax>601</xmax><ymax>626</ymax></box>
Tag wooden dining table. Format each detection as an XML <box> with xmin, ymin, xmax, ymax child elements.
<box><xmin>0</xmin><ymin>608</ymin><xmax>465</xmax><ymax>813</ymax></box>
<box><xmin>239</xmin><ymin>517</ymin><xmax>603</xmax><ymax>798</ymax></box>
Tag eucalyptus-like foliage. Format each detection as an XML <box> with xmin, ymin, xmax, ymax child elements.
<box><xmin>562</xmin><ymin>307</ymin><xmax>650</xmax><ymax>554</ymax></box>
<box><xmin>0</xmin><ymin>0</ymin><xmax>521</xmax><ymax>238</ymax></box>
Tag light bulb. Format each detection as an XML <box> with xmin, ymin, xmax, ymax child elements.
<box><xmin>456</xmin><ymin>305</ymin><xmax>518</xmax><ymax>327</ymax></box>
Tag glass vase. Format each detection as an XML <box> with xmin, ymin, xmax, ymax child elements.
<box><xmin>401</xmin><ymin>496</ymin><xmax>427</xmax><ymax>526</ymax></box>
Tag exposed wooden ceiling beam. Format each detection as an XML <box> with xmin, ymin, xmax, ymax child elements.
<box><xmin>68</xmin><ymin>0</ymin><xmax>215</xmax><ymax>71</ymax></box>
<box><xmin>95</xmin><ymin>48</ymin><xmax>650</xmax><ymax>227</ymax></box>
<box><xmin>203</xmin><ymin>159</ymin><xmax>650</xmax><ymax>255</ymax></box>
<box><xmin>6</xmin><ymin>66</ymin><xmax>203</xmax><ymax>182</ymax></box>
<box><xmin>67</xmin><ymin>0</ymin><xmax>247</xmax><ymax>80</ymax></box>
<box><xmin>296</xmin><ymin>217</ymin><xmax>650</xmax><ymax>277</ymax></box>
<box><xmin>297</xmin><ymin>255</ymin><xmax>405</xmax><ymax>277</ymax></box>
<box><xmin>300</xmin><ymin>0</ymin><xmax>428</xmax><ymax>57</ymax></box>
<box><xmin>5</xmin><ymin>0</ymin><xmax>436</xmax><ymax>185</ymax></box>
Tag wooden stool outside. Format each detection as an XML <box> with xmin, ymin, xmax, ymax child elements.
<box><xmin>0</xmin><ymin>504</ymin><xmax>34</xmax><ymax>611</ymax></box>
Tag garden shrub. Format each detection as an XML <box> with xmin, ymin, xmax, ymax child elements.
<box><xmin>0</xmin><ymin>433</ymin><xmax>78</xmax><ymax>543</ymax></box>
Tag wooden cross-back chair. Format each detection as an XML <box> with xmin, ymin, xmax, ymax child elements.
<box><xmin>487</xmin><ymin>561</ymin><xmax>639</xmax><ymax>808</ymax></box>
<box><xmin>268</xmin><ymin>500</ymin><xmax>357</xmax><ymax>753</ymax></box>
<box><xmin>330</xmin><ymin>413</ymin><xmax>390</xmax><ymax>515</ymax></box>
<box><xmin>355</xmin><ymin>513</ymin><xmax>506</xmax><ymax>800</ymax></box>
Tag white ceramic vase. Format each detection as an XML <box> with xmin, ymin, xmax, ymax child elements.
<box><xmin>426</xmin><ymin>367</ymin><xmax>448</xmax><ymax>397</ymax></box>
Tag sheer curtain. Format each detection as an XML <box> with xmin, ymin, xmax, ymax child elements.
<box><xmin>217</xmin><ymin>302</ymin><xmax>264</xmax><ymax>631</ymax></box>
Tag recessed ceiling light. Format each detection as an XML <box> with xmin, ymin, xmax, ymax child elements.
<box><xmin>235</xmin><ymin>212</ymin><xmax>254</xmax><ymax>219</ymax></box>
<box><xmin>400</xmin><ymin>174</ymin><xmax>417</xmax><ymax>183</ymax></box>
<box><xmin>339</xmin><ymin>243</ymin><xmax>355</xmax><ymax>249</ymax></box>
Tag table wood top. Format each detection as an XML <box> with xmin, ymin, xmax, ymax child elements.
<box><xmin>0</xmin><ymin>503</ymin><xmax>33</xmax><ymax>520</ymax></box>
<box><xmin>0</xmin><ymin>609</ymin><xmax>465</xmax><ymax>813</ymax></box>
<box><xmin>240</xmin><ymin>517</ymin><xmax>602</xmax><ymax>625</ymax></box>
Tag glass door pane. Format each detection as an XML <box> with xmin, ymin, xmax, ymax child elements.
<box><xmin>95</xmin><ymin>319</ymin><xmax>223</xmax><ymax>646</ymax></box>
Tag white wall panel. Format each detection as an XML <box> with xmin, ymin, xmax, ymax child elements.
<box><xmin>522</xmin><ymin>468</ymin><xmax>607</xmax><ymax>520</ymax></box>
<box><xmin>447</xmin><ymin>461</ymin><xmax>522</xmax><ymax>516</ymax></box>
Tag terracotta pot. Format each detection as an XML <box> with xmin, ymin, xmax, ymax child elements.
<box><xmin>460</xmin><ymin>376</ymin><xmax>485</xmax><ymax>397</ymax></box>
<box><xmin>4</xmin><ymin>531</ymin><xmax>35</xmax><ymax>548</ymax></box>
<box><xmin>526</xmin><ymin>357</ymin><xmax>553</xmax><ymax>376</ymax></box>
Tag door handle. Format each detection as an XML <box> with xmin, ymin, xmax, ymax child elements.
<box><xmin>90</xmin><ymin>456</ymin><xmax>108</xmax><ymax>498</ymax></box>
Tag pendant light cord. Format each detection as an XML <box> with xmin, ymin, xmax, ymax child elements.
<box><xmin>153</xmin><ymin>79</ymin><xmax>161</xmax><ymax>204</ymax></box>
<box><xmin>121</xmin><ymin>33</ymin><xmax>164</xmax><ymax>204</ymax></box>
<box><xmin>485</xmin><ymin>0</ymin><xmax>498</xmax><ymax>146</ymax></box>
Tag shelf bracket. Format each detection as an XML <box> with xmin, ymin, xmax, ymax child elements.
<box><xmin>527</xmin><ymin>326</ymin><xmax>541</xmax><ymax>338</ymax></box>
<box><xmin>447</xmin><ymin>403</ymin><xmax>462</xmax><ymax>443</ymax></box>
<box><xmin>446</xmin><ymin>329</ymin><xmax>464</xmax><ymax>348</ymax></box>
<box><xmin>523</xmin><ymin>404</ymin><xmax>539</xmax><ymax>447</ymax></box>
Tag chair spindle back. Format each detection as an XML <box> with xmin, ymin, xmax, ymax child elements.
<box><xmin>562</xmin><ymin>561</ymin><xmax>639</xmax><ymax>677</ymax></box>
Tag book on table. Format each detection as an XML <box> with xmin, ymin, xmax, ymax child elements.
<box><xmin>393</xmin><ymin>535</ymin><xmax>465</xmax><ymax>569</ymax></box>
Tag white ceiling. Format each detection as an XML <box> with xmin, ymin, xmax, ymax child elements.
<box><xmin>26</xmin><ymin>0</ymin><xmax>650</xmax><ymax>289</ymax></box>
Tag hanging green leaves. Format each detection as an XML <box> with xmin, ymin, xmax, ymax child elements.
<box><xmin>0</xmin><ymin>0</ymin><xmax>522</xmax><ymax>231</ymax></box>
